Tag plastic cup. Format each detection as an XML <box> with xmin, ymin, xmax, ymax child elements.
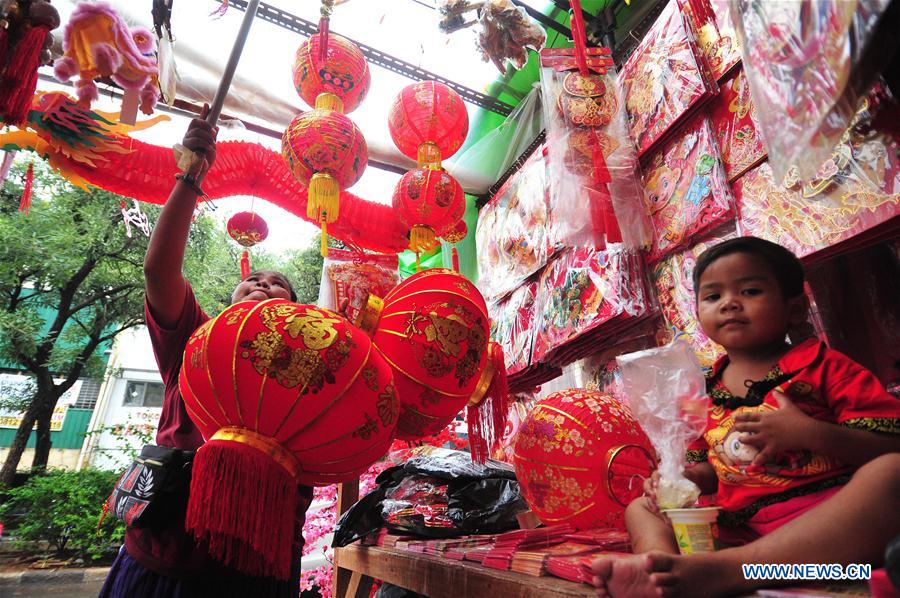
<box><xmin>662</xmin><ymin>506</ymin><xmax>720</xmax><ymax>555</ymax></box>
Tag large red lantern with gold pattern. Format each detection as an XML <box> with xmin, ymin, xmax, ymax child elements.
<box><xmin>292</xmin><ymin>32</ymin><xmax>370</xmax><ymax>113</ymax></box>
<box><xmin>179</xmin><ymin>300</ymin><xmax>398</xmax><ymax>581</ymax></box>
<box><xmin>388</xmin><ymin>81</ymin><xmax>469</xmax><ymax>168</ymax></box>
<box><xmin>392</xmin><ymin>168</ymin><xmax>465</xmax><ymax>254</ymax></box>
<box><xmin>513</xmin><ymin>389</ymin><xmax>656</xmax><ymax>530</ymax></box>
<box><xmin>227</xmin><ymin>211</ymin><xmax>269</xmax><ymax>278</ymax></box>
<box><xmin>357</xmin><ymin>268</ymin><xmax>506</xmax><ymax>460</ymax></box>
<box><xmin>282</xmin><ymin>110</ymin><xmax>367</xmax><ymax>254</ymax></box>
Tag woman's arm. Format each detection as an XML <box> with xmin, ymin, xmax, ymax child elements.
<box><xmin>144</xmin><ymin>108</ymin><xmax>217</xmax><ymax>328</ymax></box>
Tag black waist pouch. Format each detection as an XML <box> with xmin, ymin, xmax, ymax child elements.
<box><xmin>106</xmin><ymin>444</ymin><xmax>195</xmax><ymax>528</ymax></box>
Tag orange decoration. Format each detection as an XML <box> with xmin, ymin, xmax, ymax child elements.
<box><xmin>514</xmin><ymin>389</ymin><xmax>656</xmax><ymax>530</ymax></box>
<box><xmin>293</xmin><ymin>32</ymin><xmax>370</xmax><ymax>113</ymax></box>
<box><xmin>387</xmin><ymin>81</ymin><xmax>469</xmax><ymax>168</ymax></box>
<box><xmin>179</xmin><ymin>300</ymin><xmax>398</xmax><ymax>580</ymax></box>
<box><xmin>392</xmin><ymin>168</ymin><xmax>465</xmax><ymax>254</ymax></box>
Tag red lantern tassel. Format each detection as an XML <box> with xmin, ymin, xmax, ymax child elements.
<box><xmin>0</xmin><ymin>25</ymin><xmax>49</xmax><ymax>125</ymax></box>
<box><xmin>19</xmin><ymin>162</ymin><xmax>34</xmax><ymax>215</ymax></box>
<box><xmin>467</xmin><ymin>342</ymin><xmax>509</xmax><ymax>463</ymax></box>
<box><xmin>451</xmin><ymin>246</ymin><xmax>460</xmax><ymax>272</ymax></box>
<box><xmin>240</xmin><ymin>250</ymin><xmax>251</xmax><ymax>279</ymax></box>
<box><xmin>186</xmin><ymin>436</ymin><xmax>299</xmax><ymax>581</ymax></box>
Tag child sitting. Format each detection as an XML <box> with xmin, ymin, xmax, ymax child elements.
<box><xmin>593</xmin><ymin>236</ymin><xmax>900</xmax><ymax>597</ymax></box>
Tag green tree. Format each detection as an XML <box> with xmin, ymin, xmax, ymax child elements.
<box><xmin>0</xmin><ymin>161</ymin><xmax>235</xmax><ymax>485</ymax></box>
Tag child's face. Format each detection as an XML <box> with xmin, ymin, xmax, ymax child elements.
<box><xmin>696</xmin><ymin>252</ymin><xmax>805</xmax><ymax>352</ymax></box>
<box><xmin>231</xmin><ymin>271</ymin><xmax>293</xmax><ymax>304</ymax></box>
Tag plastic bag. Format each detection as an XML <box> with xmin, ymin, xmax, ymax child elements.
<box><xmin>617</xmin><ymin>0</ymin><xmax>717</xmax><ymax>157</ymax></box>
<box><xmin>734</xmin><ymin>87</ymin><xmax>900</xmax><ymax>260</ymax></box>
<box><xmin>708</xmin><ymin>67</ymin><xmax>768</xmax><ymax>182</ymax></box>
<box><xmin>641</xmin><ymin>115</ymin><xmax>735</xmax><ymax>263</ymax></box>
<box><xmin>488</xmin><ymin>280</ymin><xmax>539</xmax><ymax>375</ymax></box>
<box><xmin>616</xmin><ymin>341</ymin><xmax>709</xmax><ymax>509</ymax></box>
<box><xmin>316</xmin><ymin>249</ymin><xmax>398</xmax><ymax>323</ymax></box>
<box><xmin>540</xmin><ymin>47</ymin><xmax>652</xmax><ymax>250</ymax></box>
<box><xmin>730</xmin><ymin>0</ymin><xmax>894</xmax><ymax>182</ymax></box>
<box><xmin>681</xmin><ymin>0</ymin><xmax>742</xmax><ymax>82</ymax></box>
<box><xmin>477</xmin><ymin>0</ymin><xmax>546</xmax><ymax>75</ymax></box>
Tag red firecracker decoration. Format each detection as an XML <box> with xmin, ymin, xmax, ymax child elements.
<box><xmin>357</xmin><ymin>268</ymin><xmax>507</xmax><ymax>462</ymax></box>
<box><xmin>293</xmin><ymin>32</ymin><xmax>370</xmax><ymax>114</ymax></box>
<box><xmin>514</xmin><ymin>389</ymin><xmax>656</xmax><ymax>530</ymax></box>
<box><xmin>388</xmin><ymin>81</ymin><xmax>469</xmax><ymax>168</ymax></box>
<box><xmin>227</xmin><ymin>211</ymin><xmax>269</xmax><ymax>279</ymax></box>
<box><xmin>18</xmin><ymin>160</ymin><xmax>33</xmax><ymax>214</ymax></box>
<box><xmin>392</xmin><ymin>168</ymin><xmax>465</xmax><ymax>255</ymax></box>
<box><xmin>282</xmin><ymin>109</ymin><xmax>367</xmax><ymax>255</ymax></box>
<box><xmin>179</xmin><ymin>301</ymin><xmax>399</xmax><ymax>580</ymax></box>
<box><xmin>441</xmin><ymin>220</ymin><xmax>467</xmax><ymax>272</ymax></box>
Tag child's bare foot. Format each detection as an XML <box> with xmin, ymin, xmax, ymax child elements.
<box><xmin>591</xmin><ymin>552</ymin><xmax>679</xmax><ymax>598</ymax></box>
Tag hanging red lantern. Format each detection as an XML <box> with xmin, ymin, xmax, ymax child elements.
<box><xmin>227</xmin><ymin>211</ymin><xmax>269</xmax><ymax>278</ymax></box>
<box><xmin>387</xmin><ymin>81</ymin><xmax>469</xmax><ymax>168</ymax></box>
<box><xmin>513</xmin><ymin>389</ymin><xmax>656</xmax><ymax>530</ymax></box>
<box><xmin>282</xmin><ymin>109</ymin><xmax>367</xmax><ymax>255</ymax></box>
<box><xmin>392</xmin><ymin>168</ymin><xmax>465</xmax><ymax>254</ymax></box>
<box><xmin>357</xmin><ymin>268</ymin><xmax>507</xmax><ymax>461</ymax></box>
<box><xmin>179</xmin><ymin>300</ymin><xmax>398</xmax><ymax>580</ymax></box>
<box><xmin>293</xmin><ymin>32</ymin><xmax>370</xmax><ymax>113</ymax></box>
<box><xmin>441</xmin><ymin>220</ymin><xmax>467</xmax><ymax>272</ymax></box>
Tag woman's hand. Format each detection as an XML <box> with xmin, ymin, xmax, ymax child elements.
<box><xmin>181</xmin><ymin>105</ymin><xmax>218</xmax><ymax>179</ymax></box>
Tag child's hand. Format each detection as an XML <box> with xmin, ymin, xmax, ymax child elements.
<box><xmin>181</xmin><ymin>104</ymin><xmax>219</xmax><ymax>178</ymax></box>
<box><xmin>732</xmin><ymin>391</ymin><xmax>817</xmax><ymax>467</ymax></box>
<box><xmin>643</xmin><ymin>470</ymin><xmax>661</xmax><ymax>512</ymax></box>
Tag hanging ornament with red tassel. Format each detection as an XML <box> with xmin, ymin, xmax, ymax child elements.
<box><xmin>227</xmin><ymin>211</ymin><xmax>269</xmax><ymax>279</ymax></box>
<box><xmin>0</xmin><ymin>0</ymin><xmax>60</xmax><ymax>126</ymax></box>
<box><xmin>18</xmin><ymin>160</ymin><xmax>33</xmax><ymax>215</ymax></box>
<box><xmin>441</xmin><ymin>219</ymin><xmax>468</xmax><ymax>272</ymax></box>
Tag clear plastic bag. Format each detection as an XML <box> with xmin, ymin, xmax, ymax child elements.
<box><xmin>488</xmin><ymin>280</ymin><xmax>539</xmax><ymax>376</ymax></box>
<box><xmin>617</xmin><ymin>0</ymin><xmax>717</xmax><ymax>157</ymax></box>
<box><xmin>316</xmin><ymin>249</ymin><xmax>399</xmax><ymax>323</ymax></box>
<box><xmin>730</xmin><ymin>0</ymin><xmax>894</xmax><ymax>182</ymax></box>
<box><xmin>734</xmin><ymin>87</ymin><xmax>900</xmax><ymax>260</ymax></box>
<box><xmin>641</xmin><ymin>115</ymin><xmax>735</xmax><ymax>263</ymax></box>
<box><xmin>476</xmin><ymin>148</ymin><xmax>556</xmax><ymax>301</ymax></box>
<box><xmin>477</xmin><ymin>0</ymin><xmax>547</xmax><ymax>75</ymax></box>
<box><xmin>708</xmin><ymin>67</ymin><xmax>768</xmax><ymax>182</ymax></box>
<box><xmin>681</xmin><ymin>0</ymin><xmax>742</xmax><ymax>82</ymax></box>
<box><xmin>540</xmin><ymin>47</ymin><xmax>653</xmax><ymax>250</ymax></box>
<box><xmin>616</xmin><ymin>341</ymin><xmax>709</xmax><ymax>509</ymax></box>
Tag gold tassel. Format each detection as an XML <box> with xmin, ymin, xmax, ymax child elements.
<box><xmin>321</xmin><ymin>221</ymin><xmax>328</xmax><ymax>257</ymax></box>
<box><xmin>416</xmin><ymin>142</ymin><xmax>442</xmax><ymax>169</ymax></box>
<box><xmin>409</xmin><ymin>225</ymin><xmax>437</xmax><ymax>254</ymax></box>
<box><xmin>308</xmin><ymin>173</ymin><xmax>339</xmax><ymax>257</ymax></box>
<box><xmin>315</xmin><ymin>92</ymin><xmax>344</xmax><ymax>113</ymax></box>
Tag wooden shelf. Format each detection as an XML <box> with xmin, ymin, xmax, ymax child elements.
<box><xmin>333</xmin><ymin>544</ymin><xmax>595</xmax><ymax>598</ymax></box>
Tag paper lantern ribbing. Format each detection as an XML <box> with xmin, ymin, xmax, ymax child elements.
<box><xmin>388</xmin><ymin>81</ymin><xmax>469</xmax><ymax>168</ymax></box>
<box><xmin>392</xmin><ymin>168</ymin><xmax>465</xmax><ymax>254</ymax></box>
<box><xmin>179</xmin><ymin>300</ymin><xmax>398</xmax><ymax>580</ymax></box>
<box><xmin>282</xmin><ymin>109</ymin><xmax>368</xmax><ymax>254</ymax></box>
<box><xmin>293</xmin><ymin>32</ymin><xmax>370</xmax><ymax>113</ymax></box>
<box><xmin>358</xmin><ymin>268</ymin><xmax>506</xmax><ymax>460</ymax></box>
<box><xmin>513</xmin><ymin>389</ymin><xmax>656</xmax><ymax>530</ymax></box>
<box><xmin>227</xmin><ymin>211</ymin><xmax>269</xmax><ymax>278</ymax></box>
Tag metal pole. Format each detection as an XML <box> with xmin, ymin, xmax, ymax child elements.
<box><xmin>206</xmin><ymin>0</ymin><xmax>261</xmax><ymax>125</ymax></box>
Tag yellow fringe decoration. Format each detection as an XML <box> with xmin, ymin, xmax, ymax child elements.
<box><xmin>416</xmin><ymin>142</ymin><xmax>442</xmax><ymax>169</ymax></box>
<box><xmin>409</xmin><ymin>225</ymin><xmax>437</xmax><ymax>254</ymax></box>
<box><xmin>308</xmin><ymin>173</ymin><xmax>340</xmax><ymax>257</ymax></box>
<box><xmin>314</xmin><ymin>92</ymin><xmax>344</xmax><ymax>113</ymax></box>
<box><xmin>321</xmin><ymin>221</ymin><xmax>328</xmax><ymax>257</ymax></box>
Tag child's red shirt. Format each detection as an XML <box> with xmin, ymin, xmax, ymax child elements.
<box><xmin>687</xmin><ymin>339</ymin><xmax>899</xmax><ymax>525</ymax></box>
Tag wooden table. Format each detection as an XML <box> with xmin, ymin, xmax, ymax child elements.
<box><xmin>333</xmin><ymin>544</ymin><xmax>596</xmax><ymax>598</ymax></box>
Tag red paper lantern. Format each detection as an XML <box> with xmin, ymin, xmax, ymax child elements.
<box><xmin>513</xmin><ymin>389</ymin><xmax>656</xmax><ymax>530</ymax></box>
<box><xmin>179</xmin><ymin>300</ymin><xmax>398</xmax><ymax>580</ymax></box>
<box><xmin>388</xmin><ymin>81</ymin><xmax>469</xmax><ymax>167</ymax></box>
<box><xmin>392</xmin><ymin>168</ymin><xmax>465</xmax><ymax>253</ymax></box>
<box><xmin>357</xmin><ymin>268</ymin><xmax>505</xmax><ymax>460</ymax></box>
<box><xmin>293</xmin><ymin>32</ymin><xmax>370</xmax><ymax>113</ymax></box>
<box><xmin>227</xmin><ymin>211</ymin><xmax>269</xmax><ymax>278</ymax></box>
<box><xmin>282</xmin><ymin>109</ymin><xmax>368</xmax><ymax>254</ymax></box>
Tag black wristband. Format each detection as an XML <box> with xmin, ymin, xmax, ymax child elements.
<box><xmin>175</xmin><ymin>173</ymin><xmax>205</xmax><ymax>197</ymax></box>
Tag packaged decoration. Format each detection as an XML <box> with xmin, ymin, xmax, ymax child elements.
<box><xmin>532</xmin><ymin>246</ymin><xmax>650</xmax><ymax>365</ymax></box>
<box><xmin>488</xmin><ymin>280</ymin><xmax>539</xmax><ymax>376</ymax></box>
<box><xmin>618</xmin><ymin>0</ymin><xmax>717</xmax><ymax>157</ymax></box>
<box><xmin>641</xmin><ymin>115</ymin><xmax>735</xmax><ymax>263</ymax></box>
<box><xmin>730</xmin><ymin>0</ymin><xmax>896</xmax><ymax>182</ymax></box>
<box><xmin>477</xmin><ymin>0</ymin><xmax>547</xmax><ymax>74</ymax></box>
<box><xmin>476</xmin><ymin>148</ymin><xmax>555</xmax><ymax>301</ymax></box>
<box><xmin>316</xmin><ymin>249</ymin><xmax>399</xmax><ymax>323</ymax></box>
<box><xmin>708</xmin><ymin>67</ymin><xmax>767</xmax><ymax>182</ymax></box>
<box><xmin>617</xmin><ymin>341</ymin><xmax>709</xmax><ymax>510</ymax></box>
<box><xmin>651</xmin><ymin>227</ymin><xmax>736</xmax><ymax>368</ymax></box>
<box><xmin>735</xmin><ymin>90</ymin><xmax>900</xmax><ymax>260</ymax></box>
<box><xmin>680</xmin><ymin>0</ymin><xmax>741</xmax><ymax>82</ymax></box>
<box><xmin>540</xmin><ymin>46</ymin><xmax>652</xmax><ymax>249</ymax></box>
